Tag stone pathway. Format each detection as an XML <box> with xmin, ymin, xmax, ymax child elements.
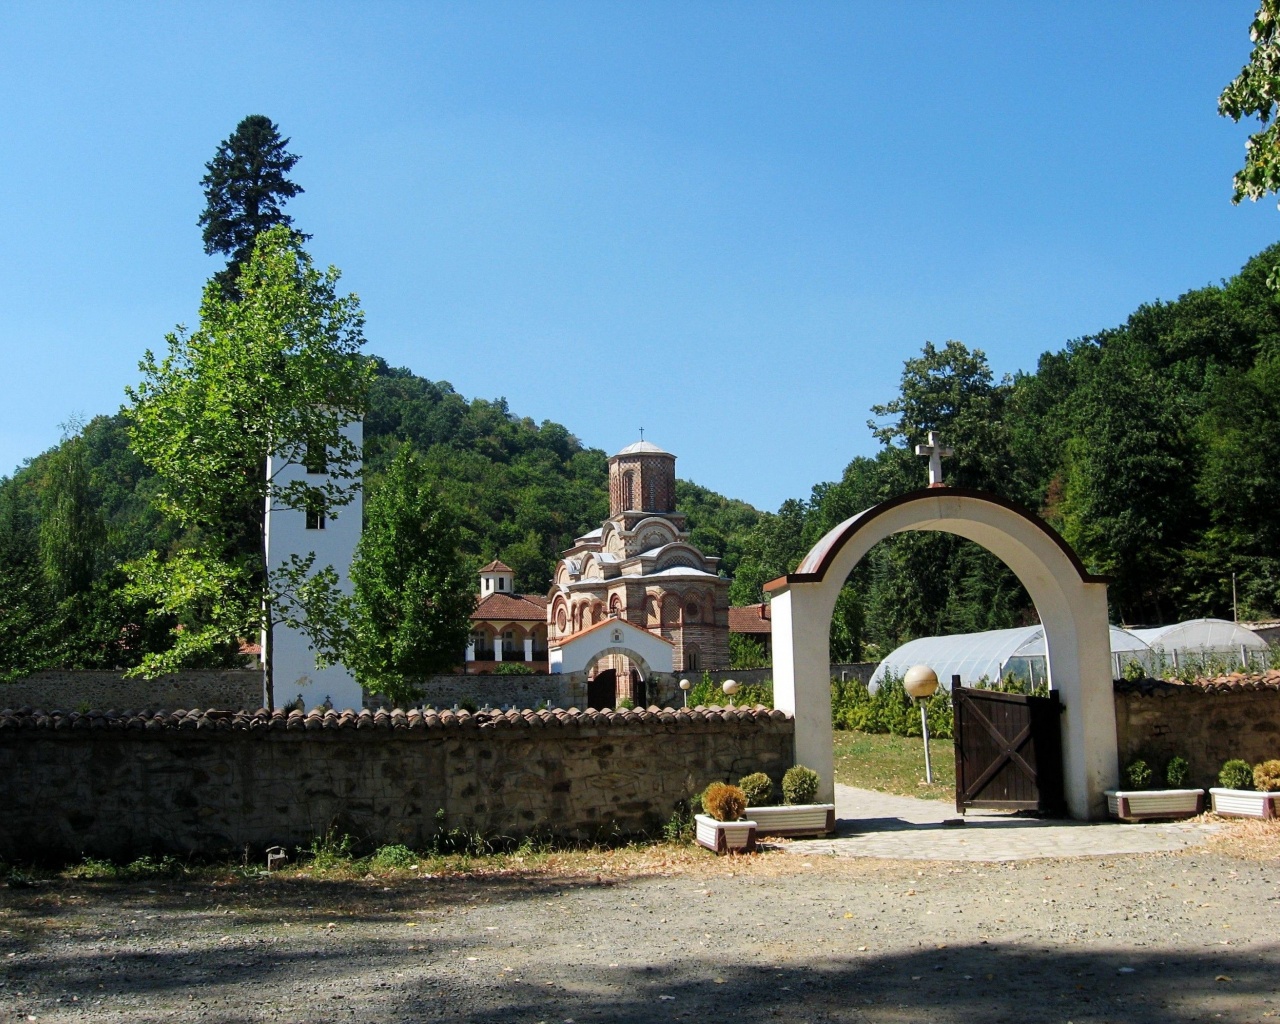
<box><xmin>780</xmin><ymin>783</ymin><xmax>1216</xmax><ymax>861</ymax></box>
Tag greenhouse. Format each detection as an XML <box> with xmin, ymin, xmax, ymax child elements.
<box><xmin>1128</xmin><ymin>618</ymin><xmax>1268</xmax><ymax>674</ymax></box>
<box><xmin>869</xmin><ymin>616</ymin><xmax>1273</xmax><ymax>690</ymax></box>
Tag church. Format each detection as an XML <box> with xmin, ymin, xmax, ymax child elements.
<box><xmin>546</xmin><ymin>440</ymin><xmax>730</xmax><ymax>708</ymax></box>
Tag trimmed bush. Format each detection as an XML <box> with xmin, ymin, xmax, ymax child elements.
<box><xmin>782</xmin><ymin>765</ymin><xmax>820</xmax><ymax>805</ymax></box>
<box><xmin>1219</xmin><ymin>759</ymin><xmax>1255</xmax><ymax>790</ymax></box>
<box><xmin>1124</xmin><ymin>759</ymin><xmax>1153</xmax><ymax>790</ymax></box>
<box><xmin>1253</xmin><ymin>759</ymin><xmax>1280</xmax><ymax>793</ymax></box>
<box><xmin>701</xmin><ymin>782</ymin><xmax>747</xmax><ymax>822</ymax></box>
<box><xmin>737</xmin><ymin>772</ymin><xmax>774</xmax><ymax>807</ymax></box>
<box><xmin>1165</xmin><ymin>756</ymin><xmax>1190</xmax><ymax>788</ymax></box>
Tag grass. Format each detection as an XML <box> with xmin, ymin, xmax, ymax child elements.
<box><xmin>833</xmin><ymin>728</ymin><xmax>956</xmax><ymax>801</ymax></box>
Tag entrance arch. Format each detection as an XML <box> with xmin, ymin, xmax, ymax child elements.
<box><xmin>766</xmin><ymin>488</ymin><xmax>1119</xmax><ymax>820</ymax></box>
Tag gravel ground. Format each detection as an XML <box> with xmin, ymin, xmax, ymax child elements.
<box><xmin>1</xmin><ymin>847</ymin><xmax>1277</xmax><ymax>1024</ymax></box>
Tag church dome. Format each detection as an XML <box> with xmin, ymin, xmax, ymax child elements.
<box><xmin>613</xmin><ymin>440</ymin><xmax>673</xmax><ymax>458</ymax></box>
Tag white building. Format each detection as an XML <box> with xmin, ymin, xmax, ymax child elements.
<box><xmin>263</xmin><ymin>419</ymin><xmax>364</xmax><ymax>711</ymax></box>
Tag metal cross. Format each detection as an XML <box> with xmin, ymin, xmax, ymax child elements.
<box><xmin>915</xmin><ymin>430</ymin><xmax>953</xmax><ymax>487</ymax></box>
<box><xmin>639</xmin><ymin>427</ymin><xmax>645</xmax><ymax>441</ymax></box>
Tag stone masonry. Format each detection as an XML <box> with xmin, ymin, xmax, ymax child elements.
<box><xmin>0</xmin><ymin>704</ymin><xmax>794</xmax><ymax>861</ymax></box>
<box><xmin>1114</xmin><ymin>673</ymin><xmax>1280</xmax><ymax>788</ymax></box>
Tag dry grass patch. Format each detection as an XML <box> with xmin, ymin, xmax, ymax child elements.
<box><xmin>1204</xmin><ymin>816</ymin><xmax>1280</xmax><ymax>861</ymax></box>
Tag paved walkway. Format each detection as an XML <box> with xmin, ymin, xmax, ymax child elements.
<box><xmin>779</xmin><ymin>784</ymin><xmax>1216</xmax><ymax>861</ymax></box>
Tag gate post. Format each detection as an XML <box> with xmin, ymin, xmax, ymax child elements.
<box><xmin>769</xmin><ymin>583</ymin><xmax>835</xmax><ymax>804</ymax></box>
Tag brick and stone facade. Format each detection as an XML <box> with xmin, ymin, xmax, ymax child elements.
<box><xmin>547</xmin><ymin>441</ymin><xmax>730</xmax><ymax>704</ymax></box>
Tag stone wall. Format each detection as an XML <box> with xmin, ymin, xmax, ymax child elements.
<box><xmin>1114</xmin><ymin>676</ymin><xmax>1280</xmax><ymax>788</ymax></box>
<box><xmin>1</xmin><ymin>671</ymin><xmax>262</xmax><ymax>713</ymax></box>
<box><xmin>0</xmin><ymin>704</ymin><xmax>794</xmax><ymax>862</ymax></box>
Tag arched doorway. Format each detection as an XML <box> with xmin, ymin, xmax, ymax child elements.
<box><xmin>766</xmin><ymin>487</ymin><xmax>1118</xmax><ymax>820</ymax></box>
<box><xmin>587</xmin><ymin>670</ymin><xmax>616</xmax><ymax>710</ymax></box>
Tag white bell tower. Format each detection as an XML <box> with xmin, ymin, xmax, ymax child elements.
<box><xmin>262</xmin><ymin>419</ymin><xmax>364</xmax><ymax>711</ymax></box>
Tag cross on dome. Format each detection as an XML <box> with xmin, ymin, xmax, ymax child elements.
<box><xmin>915</xmin><ymin>430</ymin><xmax>953</xmax><ymax>487</ymax></box>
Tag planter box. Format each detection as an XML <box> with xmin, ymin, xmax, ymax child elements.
<box><xmin>1105</xmin><ymin>789</ymin><xmax>1204</xmax><ymax>822</ymax></box>
<box><xmin>746</xmin><ymin>804</ymin><xmax>836</xmax><ymax>838</ymax></box>
<box><xmin>694</xmin><ymin>814</ymin><xmax>757</xmax><ymax>854</ymax></box>
<box><xmin>1210</xmin><ymin>788</ymin><xmax>1280</xmax><ymax>819</ymax></box>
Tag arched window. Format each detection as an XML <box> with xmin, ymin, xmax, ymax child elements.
<box><xmin>623</xmin><ymin>472</ymin><xmax>635</xmax><ymax>510</ymax></box>
<box><xmin>685</xmin><ymin>644</ymin><xmax>700</xmax><ymax>671</ymax></box>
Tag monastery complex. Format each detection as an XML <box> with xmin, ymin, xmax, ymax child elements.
<box><xmin>466</xmin><ymin>440</ymin><xmax>737</xmax><ymax>707</ymax></box>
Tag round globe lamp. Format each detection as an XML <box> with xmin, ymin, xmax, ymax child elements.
<box><xmin>678</xmin><ymin>678</ymin><xmax>691</xmax><ymax>707</ymax></box>
<box><xmin>903</xmin><ymin>665</ymin><xmax>940</xmax><ymax>700</ymax></box>
<box><xmin>722</xmin><ymin>679</ymin><xmax>739</xmax><ymax>707</ymax></box>
<box><xmin>903</xmin><ymin>664</ymin><xmax>940</xmax><ymax>783</ymax></box>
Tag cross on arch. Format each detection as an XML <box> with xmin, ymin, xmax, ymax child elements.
<box><xmin>915</xmin><ymin>430</ymin><xmax>953</xmax><ymax>487</ymax></box>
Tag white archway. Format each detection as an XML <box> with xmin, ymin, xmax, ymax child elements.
<box><xmin>766</xmin><ymin>488</ymin><xmax>1119</xmax><ymax>820</ymax></box>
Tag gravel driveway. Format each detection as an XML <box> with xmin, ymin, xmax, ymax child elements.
<box><xmin>2</xmin><ymin>842</ymin><xmax>1277</xmax><ymax>1024</ymax></box>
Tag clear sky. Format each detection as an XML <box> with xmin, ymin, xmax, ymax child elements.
<box><xmin>1</xmin><ymin>2</ymin><xmax>1276</xmax><ymax>511</ymax></box>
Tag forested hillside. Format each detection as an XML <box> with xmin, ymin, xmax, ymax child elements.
<box><xmin>729</xmin><ymin>244</ymin><xmax>1280</xmax><ymax>661</ymax></box>
<box><xmin>0</xmin><ymin>358</ymin><xmax>760</xmax><ymax>677</ymax></box>
<box><xmin>5</xmin><ymin>243</ymin><xmax>1280</xmax><ymax>677</ymax></box>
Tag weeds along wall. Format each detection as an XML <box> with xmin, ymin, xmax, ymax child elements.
<box><xmin>0</xmin><ymin>705</ymin><xmax>794</xmax><ymax>862</ymax></box>
<box><xmin>1114</xmin><ymin>676</ymin><xmax>1280</xmax><ymax>788</ymax></box>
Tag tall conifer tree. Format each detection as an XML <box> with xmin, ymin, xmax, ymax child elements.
<box><xmin>199</xmin><ymin>115</ymin><xmax>306</xmax><ymax>293</ymax></box>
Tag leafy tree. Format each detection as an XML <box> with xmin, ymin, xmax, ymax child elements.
<box><xmin>331</xmin><ymin>442</ymin><xmax>476</xmax><ymax>706</ymax></box>
<box><xmin>1221</xmin><ymin>1</ymin><xmax>1280</xmax><ymax>209</ymax></box>
<box><xmin>199</xmin><ymin>115</ymin><xmax>306</xmax><ymax>293</ymax></box>
<box><xmin>125</xmin><ymin>225</ymin><xmax>370</xmax><ymax>707</ymax></box>
<box><xmin>38</xmin><ymin>423</ymin><xmax>104</xmax><ymax>600</ymax></box>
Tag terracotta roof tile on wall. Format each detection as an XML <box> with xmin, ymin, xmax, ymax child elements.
<box><xmin>0</xmin><ymin>704</ymin><xmax>788</xmax><ymax>733</ymax></box>
<box><xmin>728</xmin><ymin>603</ymin><xmax>772</xmax><ymax>634</ymax></box>
<box><xmin>1114</xmin><ymin>669</ymin><xmax>1280</xmax><ymax>695</ymax></box>
<box><xmin>472</xmin><ymin>592</ymin><xmax>549</xmax><ymax>621</ymax></box>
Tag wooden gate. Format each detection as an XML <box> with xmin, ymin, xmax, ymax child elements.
<box><xmin>952</xmin><ymin>687</ymin><xmax>1065</xmax><ymax>815</ymax></box>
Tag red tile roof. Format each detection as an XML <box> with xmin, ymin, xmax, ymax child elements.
<box><xmin>728</xmin><ymin>603</ymin><xmax>772</xmax><ymax>634</ymax></box>
<box><xmin>480</xmin><ymin>560</ymin><xmax>514</xmax><ymax>573</ymax></box>
<box><xmin>472</xmin><ymin>592</ymin><xmax>548</xmax><ymax>622</ymax></box>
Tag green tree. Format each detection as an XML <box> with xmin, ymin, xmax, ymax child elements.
<box><xmin>125</xmin><ymin>225</ymin><xmax>371</xmax><ymax>707</ymax></box>
<box><xmin>199</xmin><ymin>115</ymin><xmax>306</xmax><ymax>293</ymax></box>
<box><xmin>1221</xmin><ymin>2</ymin><xmax>1280</xmax><ymax>209</ymax></box>
<box><xmin>38</xmin><ymin>423</ymin><xmax>104</xmax><ymax>600</ymax></box>
<box><xmin>339</xmin><ymin>442</ymin><xmax>476</xmax><ymax>706</ymax></box>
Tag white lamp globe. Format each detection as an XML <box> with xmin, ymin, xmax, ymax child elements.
<box><xmin>903</xmin><ymin>664</ymin><xmax>940</xmax><ymax>700</ymax></box>
<box><xmin>721</xmin><ymin>679</ymin><xmax>740</xmax><ymax>698</ymax></box>
<box><xmin>679</xmin><ymin>678</ymin><xmax>692</xmax><ymax>691</ymax></box>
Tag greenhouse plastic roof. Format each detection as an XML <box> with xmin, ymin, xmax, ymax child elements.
<box><xmin>871</xmin><ymin>617</ymin><xmax>1269</xmax><ymax>690</ymax></box>
<box><xmin>870</xmin><ymin>625</ymin><xmax>1155</xmax><ymax>689</ymax></box>
<box><xmin>1128</xmin><ymin>618</ymin><xmax>1267</xmax><ymax>654</ymax></box>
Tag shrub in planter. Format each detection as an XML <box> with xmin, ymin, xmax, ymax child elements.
<box><xmin>1124</xmin><ymin>759</ymin><xmax>1153</xmax><ymax>790</ymax></box>
<box><xmin>702</xmin><ymin>782</ymin><xmax>747</xmax><ymax>822</ymax></box>
<box><xmin>1165</xmin><ymin>756</ymin><xmax>1190</xmax><ymax>788</ymax></box>
<box><xmin>1219</xmin><ymin>759</ymin><xmax>1255</xmax><ymax>791</ymax></box>
<box><xmin>1254</xmin><ymin>760</ymin><xmax>1280</xmax><ymax>792</ymax></box>
<box><xmin>737</xmin><ymin>773</ymin><xmax>774</xmax><ymax>807</ymax></box>
<box><xmin>782</xmin><ymin>765</ymin><xmax>820</xmax><ymax>805</ymax></box>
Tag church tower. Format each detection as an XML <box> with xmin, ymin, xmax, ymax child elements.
<box><xmin>263</xmin><ymin>419</ymin><xmax>364</xmax><ymax>712</ymax></box>
<box><xmin>608</xmin><ymin>440</ymin><xmax>677</xmax><ymax>518</ymax></box>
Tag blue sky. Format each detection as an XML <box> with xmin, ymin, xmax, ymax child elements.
<box><xmin>0</xmin><ymin>2</ymin><xmax>1275</xmax><ymax>511</ymax></box>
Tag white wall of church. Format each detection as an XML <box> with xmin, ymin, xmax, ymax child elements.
<box><xmin>263</xmin><ymin>419</ymin><xmax>363</xmax><ymax>711</ymax></box>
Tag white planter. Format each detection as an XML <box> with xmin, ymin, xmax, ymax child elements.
<box><xmin>1105</xmin><ymin>789</ymin><xmax>1204</xmax><ymax>822</ymax></box>
<box><xmin>694</xmin><ymin>814</ymin><xmax>757</xmax><ymax>854</ymax></box>
<box><xmin>1210</xmin><ymin>788</ymin><xmax>1280</xmax><ymax>819</ymax></box>
<box><xmin>746</xmin><ymin>804</ymin><xmax>836</xmax><ymax>838</ymax></box>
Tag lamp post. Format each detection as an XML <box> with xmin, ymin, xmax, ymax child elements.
<box><xmin>903</xmin><ymin>664</ymin><xmax>940</xmax><ymax>784</ymax></box>
<box><xmin>679</xmin><ymin>678</ymin><xmax>691</xmax><ymax>708</ymax></box>
<box><xmin>722</xmin><ymin>679</ymin><xmax>739</xmax><ymax>708</ymax></box>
